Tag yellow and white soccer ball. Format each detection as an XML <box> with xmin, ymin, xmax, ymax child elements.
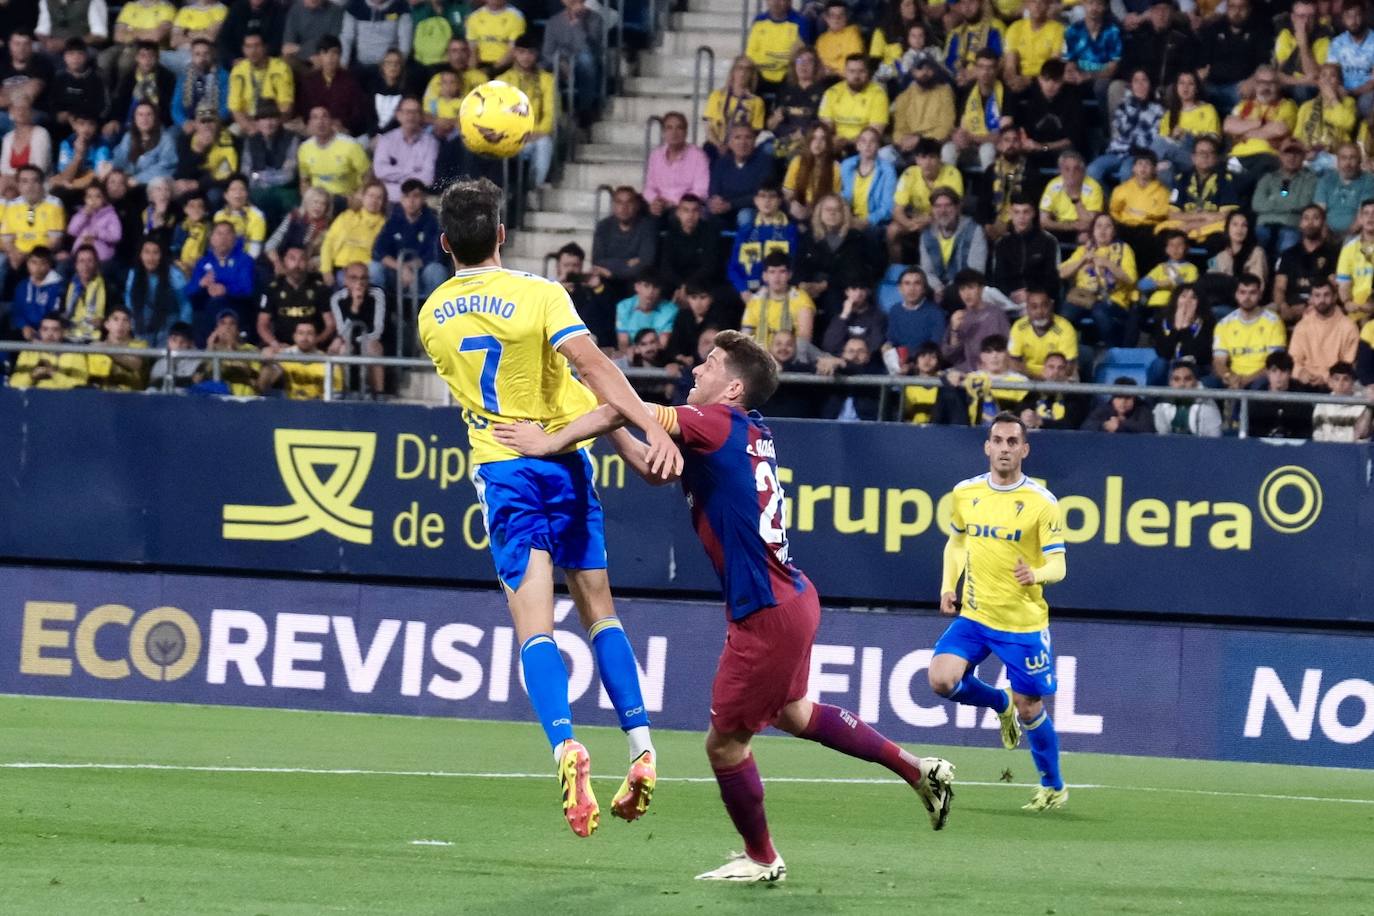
<box><xmin>459</xmin><ymin>80</ymin><xmax>534</xmax><ymax>159</ymax></box>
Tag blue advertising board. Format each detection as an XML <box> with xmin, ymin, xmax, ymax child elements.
<box><xmin>4</xmin><ymin>565</ymin><xmax>1371</xmax><ymax>769</ymax></box>
<box><xmin>0</xmin><ymin>388</ymin><xmax>1371</xmax><ymax>621</ymax></box>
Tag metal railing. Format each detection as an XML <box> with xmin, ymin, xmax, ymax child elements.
<box><xmin>543</xmin><ymin>251</ymin><xmax>560</xmax><ymax>280</ymax></box>
<box><xmin>6</xmin><ymin>342</ymin><xmax>1371</xmax><ymax>440</ymax></box>
<box><xmin>392</xmin><ymin>247</ymin><xmax>421</xmax><ymax>359</ymax></box>
<box><xmin>690</xmin><ymin>46</ymin><xmax>715</xmax><ymax>146</ymax></box>
<box><xmin>591</xmin><ymin>183</ymin><xmax>615</xmax><ymax>228</ymax></box>
<box><xmin>606</xmin><ymin>0</ymin><xmax>624</xmax><ymax>100</ymax></box>
<box><xmin>740</xmin><ymin>0</ymin><xmax>760</xmax><ymax>52</ymax></box>
<box><xmin>550</xmin><ymin>49</ymin><xmax>576</xmax><ymax>168</ymax></box>
<box><xmin>642</xmin><ymin>114</ymin><xmax>663</xmax><ymax>186</ymax></box>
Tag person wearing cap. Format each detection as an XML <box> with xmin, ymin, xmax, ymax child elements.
<box><xmin>464</xmin><ymin>0</ymin><xmax>525</xmax><ymax>73</ymax></box>
<box><xmin>1253</xmin><ymin>141</ymin><xmax>1318</xmax><ymax>259</ymax></box>
<box><xmin>196</xmin><ymin>308</ymin><xmax>262</xmax><ymax>395</ymax></box>
<box><xmin>497</xmin><ymin>32</ymin><xmax>557</xmax><ymax>188</ymax></box>
<box><xmin>228</xmin><ymin>30</ymin><xmax>295</xmax><ymax>137</ymax></box>
<box><xmin>51</xmin><ymin>38</ymin><xmax>108</xmax><ymax>129</ymax></box>
<box><xmin>173</xmin><ymin>107</ymin><xmax>240</xmax><ymax>201</ymax></box>
<box><xmin>36</xmin><ymin>0</ymin><xmax>110</xmax><ymax>58</ymax></box>
<box><xmin>240</xmin><ymin>100</ymin><xmax>300</xmax><ymax>226</ymax></box>
<box><xmin>296</xmin><ymin>35</ymin><xmax>368</xmax><ymax>138</ymax></box>
<box><xmin>614</xmin><ymin>268</ymin><xmax>678</xmax><ymax>353</ymax></box>
<box><xmin>888</xmin><ymin>52</ymin><xmax>956</xmax><ymax>162</ymax></box>
<box><xmin>340</xmin><ymin>0</ymin><xmax>413</xmax><ymax>70</ymax></box>
<box><xmin>171</xmin><ymin>38</ymin><xmax>230</xmax><ymax>131</ymax></box>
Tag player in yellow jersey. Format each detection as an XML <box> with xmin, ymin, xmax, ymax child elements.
<box><xmin>418</xmin><ymin>179</ymin><xmax>683</xmax><ymax>839</ymax></box>
<box><xmin>928</xmin><ymin>413</ymin><xmax>1069</xmax><ymax>812</ymax></box>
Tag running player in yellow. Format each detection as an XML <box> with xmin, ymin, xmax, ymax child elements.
<box><xmin>928</xmin><ymin>412</ymin><xmax>1069</xmax><ymax>812</ymax></box>
<box><xmin>418</xmin><ymin>179</ymin><xmax>683</xmax><ymax>838</ymax></box>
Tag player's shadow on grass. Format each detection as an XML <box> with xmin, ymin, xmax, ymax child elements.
<box><xmin>971</xmin><ymin>806</ymin><xmax>1093</xmax><ymax>824</ymax></box>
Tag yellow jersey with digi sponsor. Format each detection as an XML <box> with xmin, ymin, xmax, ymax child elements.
<box><xmin>419</xmin><ymin>265</ymin><xmax>597</xmax><ymax>465</ymax></box>
<box><xmin>949</xmin><ymin>473</ymin><xmax>1064</xmax><ymax>633</ymax></box>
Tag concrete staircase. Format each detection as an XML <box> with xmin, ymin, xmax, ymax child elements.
<box><xmin>502</xmin><ymin>0</ymin><xmax>748</xmax><ymax>276</ymax></box>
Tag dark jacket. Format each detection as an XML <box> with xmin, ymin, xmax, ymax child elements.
<box><xmin>991</xmin><ymin>227</ymin><xmax>1060</xmax><ymax>296</ymax></box>
<box><xmin>1200</xmin><ymin>16</ymin><xmax>1271</xmax><ymax>85</ymax></box>
<box><xmin>797</xmin><ymin>229</ymin><xmax>882</xmax><ymax>304</ymax></box>
<box><xmin>708</xmin><ymin>149</ymin><xmax>773</xmax><ymax>212</ymax></box>
<box><xmin>372</xmin><ymin>205</ymin><xmax>441</xmax><ymax>264</ymax></box>
<box><xmin>108</xmin><ymin>66</ymin><xmax>177</xmax><ymax>127</ymax></box>
<box><xmin>296</xmin><ymin>67</ymin><xmax>369</xmax><ymax>137</ymax></box>
<box><xmin>657</xmin><ymin>219</ymin><xmax>721</xmax><ymax>291</ymax></box>
<box><xmin>1015</xmin><ymin>84</ymin><xmax>1083</xmax><ymax>154</ymax></box>
<box><xmin>1082</xmin><ymin>400</ymin><xmax>1155</xmax><ymax>433</ymax></box>
<box><xmin>1019</xmin><ymin>390</ymin><xmax>1090</xmax><ymax>430</ymax></box>
<box><xmin>592</xmin><ymin>215</ymin><xmax>658</xmax><ymax>284</ymax></box>
<box><xmin>1122</xmin><ymin>23</ymin><xmax>1199</xmax><ymax>89</ymax></box>
<box><xmin>821</xmin><ymin>303</ymin><xmax>887</xmax><ymax>357</ymax></box>
<box><xmin>220</xmin><ymin>0</ymin><xmax>287</xmax><ymax>59</ymax></box>
<box><xmin>1152</xmin><ymin>312</ymin><xmax>1215</xmax><ymax>369</ymax></box>
<box><xmin>1248</xmin><ymin>383</ymin><xmax>1317</xmax><ymax>439</ymax></box>
<box><xmin>822</xmin><ymin>360</ymin><xmax>890</xmax><ymax>421</ymax></box>
<box><xmin>50</xmin><ymin>68</ymin><xmax>106</xmax><ymax>121</ymax></box>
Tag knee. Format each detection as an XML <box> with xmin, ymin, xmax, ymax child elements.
<box><xmin>705</xmin><ymin>731</ymin><xmax>749</xmax><ymax>769</ymax></box>
<box><xmin>1013</xmin><ymin>694</ymin><xmax>1043</xmax><ymax>721</ymax></box>
<box><xmin>928</xmin><ymin>669</ymin><xmax>960</xmax><ymax>697</ymax></box>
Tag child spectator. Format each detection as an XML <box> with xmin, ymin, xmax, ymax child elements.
<box><xmin>172</xmin><ymin>195</ymin><xmax>211</xmax><ymax>276</ymax></box>
<box><xmin>742</xmin><ymin>251</ymin><xmax>816</xmax><ymax>353</ymax></box>
<box><xmin>87</xmin><ymin>306</ymin><xmax>150</xmax><ymax>391</ymax></box>
<box><xmin>67</xmin><ymin>184</ymin><xmax>123</xmax><ymax>265</ymax></box>
<box><xmin>10</xmin><ymin>247</ymin><xmax>64</xmax><ymax>341</ymax></box>
<box><xmin>214</xmin><ymin>174</ymin><xmax>268</xmax><ymax>260</ymax></box>
<box><xmin>614</xmin><ymin>270</ymin><xmax>677</xmax><ymax>352</ymax></box>
<box><xmin>728</xmin><ymin>184</ymin><xmax>798</xmax><ymax>294</ymax></box>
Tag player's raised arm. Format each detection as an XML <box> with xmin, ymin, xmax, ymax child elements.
<box><xmin>556</xmin><ymin>334</ymin><xmax>683</xmax><ymax>478</ymax></box>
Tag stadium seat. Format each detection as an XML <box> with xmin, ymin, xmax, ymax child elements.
<box><xmin>877</xmin><ymin>282</ymin><xmax>902</xmax><ymax>313</ymax></box>
<box><xmin>1092</xmin><ymin>348</ymin><xmax>1156</xmax><ymax>386</ymax></box>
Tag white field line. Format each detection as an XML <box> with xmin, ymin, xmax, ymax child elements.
<box><xmin>3</xmin><ymin>761</ymin><xmax>1373</xmax><ymax>807</ymax></box>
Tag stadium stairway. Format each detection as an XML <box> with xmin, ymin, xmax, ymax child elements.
<box><xmin>501</xmin><ymin>0</ymin><xmax>744</xmax><ymax>277</ymax></box>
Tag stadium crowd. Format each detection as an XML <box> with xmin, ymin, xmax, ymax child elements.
<box><xmin>1</xmin><ymin>0</ymin><xmax>1372</xmax><ymax>440</ymax></box>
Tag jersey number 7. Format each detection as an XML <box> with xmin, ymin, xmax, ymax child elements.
<box><xmin>459</xmin><ymin>335</ymin><xmax>504</xmax><ymax>414</ymax></box>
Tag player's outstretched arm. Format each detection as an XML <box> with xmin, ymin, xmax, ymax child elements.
<box><xmin>493</xmin><ymin>404</ymin><xmax>627</xmax><ymax>457</ymax></box>
<box><xmin>558</xmin><ymin>335</ymin><xmax>683</xmax><ymax>479</ymax></box>
<box><xmin>607</xmin><ymin>428</ymin><xmax>679</xmax><ymax>486</ymax></box>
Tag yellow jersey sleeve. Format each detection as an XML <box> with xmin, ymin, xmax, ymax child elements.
<box><xmin>1040</xmin><ymin>499</ymin><xmax>1065</xmax><ymax>556</ymax></box>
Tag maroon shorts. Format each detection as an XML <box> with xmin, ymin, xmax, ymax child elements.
<box><xmin>710</xmin><ymin>579</ymin><xmax>822</xmax><ymax>735</ymax></box>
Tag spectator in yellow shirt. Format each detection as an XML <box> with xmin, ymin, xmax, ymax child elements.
<box><xmin>101</xmin><ymin>0</ymin><xmax>175</xmax><ymax>81</ymax></box>
<box><xmin>1295</xmin><ymin>64</ymin><xmax>1357</xmax><ymax>172</ymax></box>
<box><xmin>298</xmin><ymin>106</ymin><xmax>373</xmax><ymax>200</ymax></box>
<box><xmin>817</xmin><ymin>1</ymin><xmax>865</xmax><ymax>79</ymax></box>
<box><xmin>1109</xmin><ymin>150</ymin><xmax>1170</xmax><ymax>259</ymax></box>
<box><xmin>1</xmin><ymin>166</ymin><xmax>65</xmax><ymax>288</ymax></box>
<box><xmin>1223</xmin><ymin>65</ymin><xmax>1297</xmax><ymax>198</ymax></box>
<box><xmin>423</xmin><ymin>38</ymin><xmax>487</xmax><ymax>109</ymax></box>
<box><xmin>465</xmin><ymin>0</ymin><xmax>525</xmax><ymax>72</ymax></box>
<box><xmin>228</xmin><ymin>31</ymin><xmax>295</xmax><ymax>136</ymax></box>
<box><xmin>783</xmin><ymin>123</ymin><xmax>840</xmax><ymax>223</ymax></box>
<box><xmin>9</xmin><ymin>315</ymin><xmax>88</xmax><ymax>389</ymax></box>
<box><xmin>257</xmin><ymin>319</ymin><xmax>345</xmax><ymax>399</ymax></box>
<box><xmin>888</xmin><ymin>139</ymin><xmax>965</xmax><ymax>254</ymax></box>
<box><xmin>818</xmin><ymin>55</ymin><xmax>890</xmax><ymax>144</ymax></box>
<box><xmin>499</xmin><ymin>34</ymin><xmax>558</xmax><ymax>187</ymax></box>
<box><xmin>320</xmin><ymin>180</ymin><xmax>388</xmax><ymax>281</ymax></box>
<box><xmin>746</xmin><ymin>0</ymin><xmax>811</xmax><ymax>89</ymax></box>
<box><xmin>214</xmin><ymin>175</ymin><xmax>269</xmax><ymax>259</ymax></box>
<box><xmin>88</xmin><ymin>307</ymin><xmax>151</xmax><ymax>391</ymax></box>
<box><xmin>1002</xmin><ymin>0</ymin><xmax>1065</xmax><ymax>92</ymax></box>
<box><xmin>163</xmin><ymin>0</ymin><xmax>228</xmax><ymax>76</ymax></box>
<box><xmin>703</xmin><ymin>56</ymin><xmax>767</xmax><ymax>154</ymax></box>
<box><xmin>1059</xmin><ymin>213</ymin><xmax>1138</xmax><ymax>346</ymax></box>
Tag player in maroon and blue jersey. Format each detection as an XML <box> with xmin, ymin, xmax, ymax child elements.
<box><xmin>494</xmin><ymin>330</ymin><xmax>955</xmax><ymax>883</ymax></box>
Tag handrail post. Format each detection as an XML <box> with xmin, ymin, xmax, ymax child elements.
<box><xmin>324</xmin><ymin>355</ymin><xmax>335</xmax><ymax>402</ymax></box>
<box><xmin>1238</xmin><ymin>397</ymin><xmax>1249</xmax><ymax>439</ymax></box>
<box><xmin>642</xmin><ymin>115</ymin><xmax>663</xmax><ymax>186</ymax></box>
<box><xmin>212</xmin><ymin>351</ymin><xmax>222</xmax><ymax>382</ymax></box>
<box><xmin>162</xmin><ymin>340</ymin><xmax>173</xmax><ymax>393</ymax></box>
<box><xmin>395</xmin><ymin>246</ymin><xmax>420</xmax><ymax>359</ymax></box>
<box><xmin>691</xmin><ymin>47</ymin><xmax>715</xmax><ymax>147</ymax></box>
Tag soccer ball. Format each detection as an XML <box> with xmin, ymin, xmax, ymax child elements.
<box><xmin>460</xmin><ymin>80</ymin><xmax>534</xmax><ymax>159</ymax></box>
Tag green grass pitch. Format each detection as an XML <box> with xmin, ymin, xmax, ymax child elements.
<box><xmin>3</xmin><ymin>695</ymin><xmax>1373</xmax><ymax>915</ymax></box>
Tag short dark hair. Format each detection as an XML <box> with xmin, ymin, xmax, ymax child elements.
<box><xmin>713</xmin><ymin>329</ymin><xmax>780</xmax><ymax>409</ymax></box>
<box><xmin>27</xmin><ymin>245</ymin><xmax>52</xmax><ymax>263</ymax></box>
<box><xmin>1038</xmin><ymin>59</ymin><xmax>1066</xmax><ymax>81</ymax></box>
<box><xmin>1330</xmin><ymin>360</ymin><xmax>1356</xmax><ymax>377</ymax></box>
<box><xmin>135</xmin><ymin>40</ymin><xmax>158</xmax><ymax>54</ymax></box>
<box><xmin>439</xmin><ymin>178</ymin><xmax>503</xmax><ymax>266</ymax></box>
<box><xmin>1131</xmin><ymin>147</ymin><xmax>1158</xmax><ymax>165</ymax></box>
<box><xmin>954</xmin><ymin>268</ymin><xmax>985</xmax><ymax>289</ymax></box>
<box><xmin>1161</xmin><ymin>229</ymin><xmax>1188</xmax><ymax>246</ymax></box>
<box><xmin>1266</xmin><ymin>351</ymin><xmax>1295</xmax><ymax>371</ymax></box>
<box><xmin>678</xmin><ymin>193</ymin><xmax>703</xmax><ymax>207</ymax></box>
<box><xmin>633</xmin><ymin>327</ymin><xmax>658</xmax><ymax>344</ymax></box>
<box><xmin>1236</xmin><ymin>272</ymin><xmax>1263</xmax><ymax>289</ymax></box>
<box><xmin>40</xmin><ymin>314</ymin><xmax>66</xmax><ymax>328</ymax></box>
<box><xmin>1193</xmin><ymin>134</ymin><xmax>1221</xmax><ymax>154</ymax></box>
<box><xmin>1024</xmin><ymin>285</ymin><xmax>1053</xmax><ymax>301</ymax></box>
<box><xmin>975</xmin><ymin>47</ymin><xmax>1000</xmax><ymax>63</ymax></box>
<box><xmin>557</xmin><ymin>242</ymin><xmax>585</xmax><ymax>260</ymax></box>
<box><xmin>987</xmin><ymin>412</ymin><xmax>1026</xmax><ymax>437</ymax></box>
<box><xmin>1169</xmin><ymin>358</ymin><xmax>1198</xmax><ymax>378</ymax></box>
<box><xmin>762</xmin><ymin>251</ymin><xmax>791</xmax><ymax>270</ymax></box>
<box><xmin>930</xmin><ymin>187</ymin><xmax>961</xmax><ymax>207</ymax></box>
<box><xmin>634</xmin><ymin>267</ymin><xmax>663</xmax><ymax>289</ymax></box>
<box><xmin>106</xmin><ymin>304</ymin><xmax>132</xmax><ymax>320</ymax></box>
<box><xmin>316</xmin><ymin>34</ymin><xmax>343</xmax><ymax>53</ymax></box>
<box><xmin>400</xmin><ymin>178</ymin><xmax>428</xmax><ymax>195</ymax></box>
<box><xmin>168</xmin><ymin>321</ymin><xmax>194</xmax><ymax>339</ymax></box>
<box><xmin>662</xmin><ymin>111</ymin><xmax>688</xmax><ymax>130</ymax></box>
<box><xmin>981</xmin><ymin>334</ymin><xmax>1008</xmax><ymax>353</ymax></box>
<box><xmin>1009</xmin><ymin>193</ymin><xmax>1037</xmax><ymax>208</ymax></box>
<box><xmin>898</xmin><ymin>266</ymin><xmax>925</xmax><ymax>284</ymax></box>
<box><xmin>844</xmin><ymin>53</ymin><xmax>867</xmax><ymax>69</ymax></box>
<box><xmin>755</xmin><ymin>182</ymin><xmax>783</xmax><ymax>197</ymax></box>
<box><xmin>915</xmin><ymin>137</ymin><xmax>942</xmax><ymax>158</ymax></box>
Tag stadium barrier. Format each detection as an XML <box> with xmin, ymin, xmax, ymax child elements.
<box><xmin>4</xmin><ymin>563</ymin><xmax>1370</xmax><ymax>769</ymax></box>
<box><xmin>1</xmin><ymin>387</ymin><xmax>1370</xmax><ymax>623</ymax></box>
<box><xmin>4</xmin><ymin>339</ymin><xmax>1371</xmax><ymax>437</ymax></box>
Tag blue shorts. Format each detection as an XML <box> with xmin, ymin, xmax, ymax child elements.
<box><xmin>933</xmin><ymin>616</ymin><xmax>1057</xmax><ymax>697</ymax></box>
<box><xmin>472</xmin><ymin>451</ymin><xmax>607</xmax><ymax>591</ymax></box>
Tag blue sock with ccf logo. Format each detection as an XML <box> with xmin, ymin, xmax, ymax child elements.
<box><xmin>519</xmin><ymin>634</ymin><xmax>575</xmax><ymax>756</ymax></box>
<box><xmin>588</xmin><ymin>617</ymin><xmax>654</xmax><ymax>759</ymax></box>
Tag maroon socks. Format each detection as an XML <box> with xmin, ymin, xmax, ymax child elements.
<box><xmin>799</xmin><ymin>703</ymin><xmax>924</xmax><ymax>789</ymax></box>
<box><xmin>712</xmin><ymin>755</ymin><xmax>778</xmax><ymax>864</ymax></box>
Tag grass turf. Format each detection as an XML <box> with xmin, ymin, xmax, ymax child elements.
<box><xmin>2</xmin><ymin>695</ymin><xmax>1373</xmax><ymax>915</ymax></box>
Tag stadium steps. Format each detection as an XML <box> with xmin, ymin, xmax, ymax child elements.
<box><xmin>502</xmin><ymin>0</ymin><xmax>742</xmax><ymax>277</ymax></box>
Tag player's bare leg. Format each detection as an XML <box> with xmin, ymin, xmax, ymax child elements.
<box><xmin>506</xmin><ymin>550</ymin><xmax>599</xmax><ymax>837</ymax></box>
<box><xmin>774</xmin><ymin>698</ymin><xmax>954</xmax><ymax>831</ymax></box>
<box><xmin>564</xmin><ymin>568</ymin><xmax>657</xmax><ymax>822</ymax></box>
<box><xmin>929</xmin><ymin>653</ymin><xmax>1021</xmax><ymax>750</ymax></box>
<box><xmin>1013</xmin><ymin>692</ymin><xmax>1067</xmax><ymax>811</ymax></box>
<box><xmin>696</xmin><ymin>727</ymin><xmax>786</xmax><ymax>882</ymax></box>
